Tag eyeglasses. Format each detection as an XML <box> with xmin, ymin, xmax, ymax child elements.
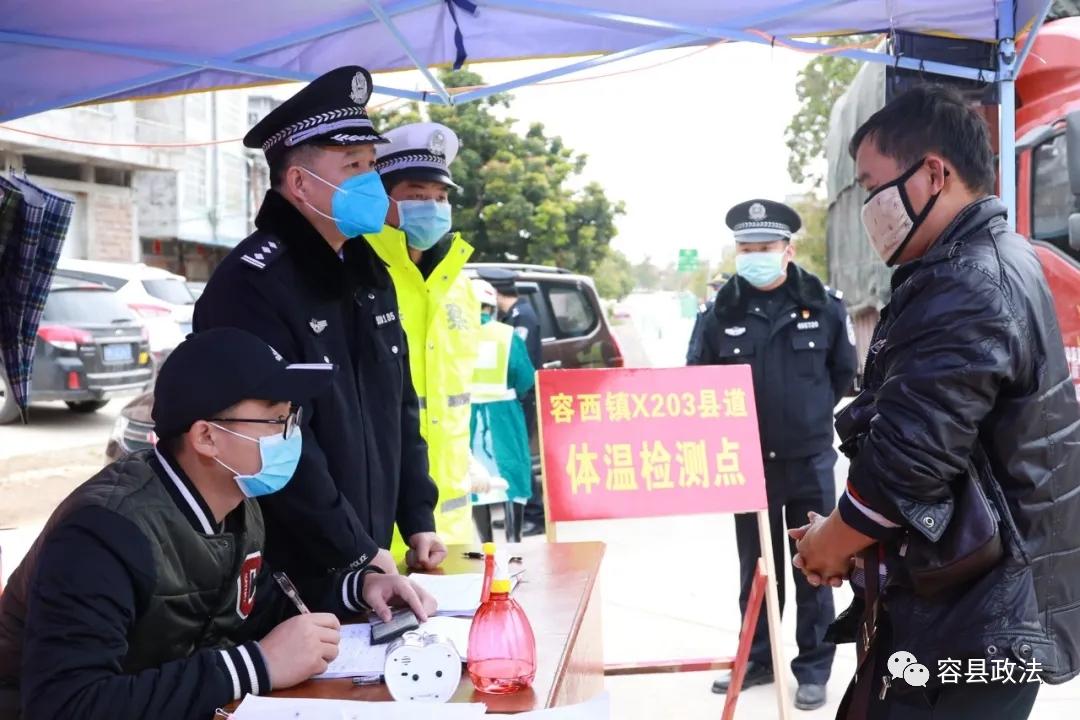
<box><xmin>208</xmin><ymin>406</ymin><xmax>303</xmax><ymax>440</ymax></box>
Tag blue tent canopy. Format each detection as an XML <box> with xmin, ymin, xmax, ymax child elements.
<box><xmin>0</xmin><ymin>0</ymin><xmax>1051</xmax><ymax>115</ymax></box>
<box><xmin>0</xmin><ymin>0</ymin><xmax>1058</xmax><ymax>218</ymax></box>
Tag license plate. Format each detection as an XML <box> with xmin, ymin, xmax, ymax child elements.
<box><xmin>103</xmin><ymin>343</ymin><xmax>133</xmax><ymax>364</ymax></box>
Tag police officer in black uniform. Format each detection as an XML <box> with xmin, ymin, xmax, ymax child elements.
<box><xmin>686</xmin><ymin>271</ymin><xmax>730</xmax><ymax>364</ymax></box>
<box><xmin>689</xmin><ymin>199</ymin><xmax>857</xmax><ymax>711</ymax></box>
<box><xmin>480</xmin><ymin>268</ymin><xmax>542</xmax><ymax>369</ymax></box>
<box><xmin>476</xmin><ymin>268</ymin><xmax>546</xmax><ymax>535</ymax></box>
<box><xmin>194</xmin><ymin>66</ymin><xmax>445</xmax><ymax>580</ymax></box>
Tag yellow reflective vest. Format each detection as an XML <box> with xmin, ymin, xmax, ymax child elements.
<box><xmin>367</xmin><ymin>226</ymin><xmax>479</xmax><ymax>552</ymax></box>
<box><xmin>473</xmin><ymin>320</ymin><xmax>515</xmax><ymax>403</ymax></box>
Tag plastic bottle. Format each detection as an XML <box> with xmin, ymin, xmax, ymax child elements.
<box><xmin>467</xmin><ymin>550</ymin><xmax>536</xmax><ymax>694</ymax></box>
<box><xmin>480</xmin><ymin>541</ymin><xmax>496</xmax><ymax>605</ymax></box>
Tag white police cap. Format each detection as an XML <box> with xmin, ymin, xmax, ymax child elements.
<box><xmin>375</xmin><ymin>122</ymin><xmax>460</xmax><ymax>189</ymax></box>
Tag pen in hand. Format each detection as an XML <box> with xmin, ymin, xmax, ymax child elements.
<box><xmin>273</xmin><ymin>571</ymin><xmax>311</xmax><ymax>614</ymax></box>
<box><xmin>462</xmin><ymin>552</ymin><xmax>523</xmax><ymax>563</ymax></box>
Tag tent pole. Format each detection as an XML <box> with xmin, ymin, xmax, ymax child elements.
<box><xmin>454</xmin><ymin>33</ymin><xmax>701</xmax><ymax>103</ymax></box>
<box><xmin>478</xmin><ymin>0</ymin><xmax>996</xmax><ymax>82</ymax></box>
<box><xmin>0</xmin><ymin>0</ymin><xmax>440</xmax><ymax>122</ymax></box>
<box><xmin>1014</xmin><ymin>0</ymin><xmax>1054</xmax><ymax>74</ymax></box>
<box><xmin>367</xmin><ymin>0</ymin><xmax>454</xmax><ymax>105</ymax></box>
<box><xmin>0</xmin><ymin>31</ymin><xmax>316</xmax><ymax>84</ymax></box>
<box><xmin>999</xmin><ymin>1</ymin><xmax>1017</xmax><ymax>229</ymax></box>
<box><xmin>477</xmin><ymin>0</ymin><xmax>848</xmax><ymax>37</ymax></box>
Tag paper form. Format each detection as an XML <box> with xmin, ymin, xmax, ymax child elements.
<box><xmin>408</xmin><ymin>573</ymin><xmax>522</xmax><ymax>617</ymax></box>
<box><xmin>229</xmin><ymin>695</ymin><xmax>487</xmax><ymax>719</ymax></box>
<box><xmin>312</xmin><ymin>623</ymin><xmax>385</xmax><ymax>679</ymax></box>
<box><xmin>417</xmin><ymin>615</ymin><xmax>473</xmax><ymax>658</ymax></box>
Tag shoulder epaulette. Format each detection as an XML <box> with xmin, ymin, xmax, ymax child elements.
<box><xmin>240</xmin><ymin>239</ymin><xmax>285</xmax><ymax>271</ymax></box>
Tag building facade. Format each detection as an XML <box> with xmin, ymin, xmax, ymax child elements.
<box><xmin>0</xmin><ymin>89</ymin><xmax>281</xmax><ymax>280</ymax></box>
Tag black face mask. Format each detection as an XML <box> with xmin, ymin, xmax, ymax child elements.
<box><xmin>861</xmin><ymin>157</ymin><xmax>949</xmax><ymax>266</ymax></box>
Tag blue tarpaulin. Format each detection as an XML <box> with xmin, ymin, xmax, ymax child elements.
<box><xmin>0</xmin><ymin>0</ymin><xmax>1058</xmax><ymax>355</ymax></box>
<box><xmin>0</xmin><ymin>0</ymin><xmax>1054</xmax><ymax>120</ymax></box>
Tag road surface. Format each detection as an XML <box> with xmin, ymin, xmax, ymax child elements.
<box><xmin>1</xmin><ymin>296</ymin><xmax>1077</xmax><ymax>716</ymax></box>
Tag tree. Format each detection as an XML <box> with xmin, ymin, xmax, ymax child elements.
<box><xmin>785</xmin><ymin>40</ymin><xmax>867</xmax><ymax>187</ymax></box>
<box><xmin>631</xmin><ymin>257</ymin><xmax>663</xmax><ymax>291</ymax></box>
<box><xmin>715</xmin><ymin>247</ymin><xmax>737</xmax><ymax>278</ymax></box>
<box><xmin>703</xmin><ymin>199</ymin><xmax>827</xmax><ymax>283</ymax></box>
<box><xmin>374</xmin><ymin>69</ymin><xmax>624</xmax><ymax>275</ymax></box>
<box><xmin>593</xmin><ymin>249</ymin><xmax>635</xmax><ymax>300</ymax></box>
<box><xmin>790</xmin><ymin>195</ymin><xmax>829</xmax><ymax>278</ymax></box>
<box><xmin>678</xmin><ymin>262</ymin><xmax>714</xmax><ymax>301</ymax></box>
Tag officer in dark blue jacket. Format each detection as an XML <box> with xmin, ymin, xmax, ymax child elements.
<box><xmin>688</xmin><ymin>199</ymin><xmax>857</xmax><ymax>711</ymax></box>
<box><xmin>686</xmin><ymin>271</ymin><xmax>730</xmax><ymax>364</ymax></box>
<box><xmin>481</xmin><ymin>268</ymin><xmax>543</xmax><ymax>370</ymax></box>
<box><xmin>194</xmin><ymin>66</ymin><xmax>444</xmax><ymax>580</ymax></box>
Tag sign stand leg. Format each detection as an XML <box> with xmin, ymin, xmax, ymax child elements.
<box><xmin>543</xmin><ymin>469</ymin><xmax>557</xmax><ymax>544</ymax></box>
<box><xmin>757</xmin><ymin>508</ymin><xmax>792</xmax><ymax>720</ymax></box>
<box><xmin>536</xmin><ymin>377</ymin><xmax>558</xmax><ymax>544</ymax></box>
<box><xmin>721</xmin><ymin>558</ymin><xmax>768</xmax><ymax>720</ymax></box>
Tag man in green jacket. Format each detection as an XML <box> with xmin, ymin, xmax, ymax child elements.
<box><xmin>0</xmin><ymin>328</ymin><xmax>434</xmax><ymax>720</ymax></box>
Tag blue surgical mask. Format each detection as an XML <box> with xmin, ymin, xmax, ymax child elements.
<box><xmin>735</xmin><ymin>251</ymin><xmax>786</xmax><ymax>288</ymax></box>
<box><xmin>397</xmin><ymin>200</ymin><xmax>452</xmax><ymax>251</ymax></box>
<box><xmin>212</xmin><ymin>424</ymin><xmax>303</xmax><ymax>498</ymax></box>
<box><xmin>301</xmin><ymin>168</ymin><xmax>389</xmax><ymax>238</ymax></box>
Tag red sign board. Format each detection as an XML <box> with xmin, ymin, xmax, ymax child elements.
<box><xmin>537</xmin><ymin>366</ymin><xmax>767</xmax><ymax>522</ymax></box>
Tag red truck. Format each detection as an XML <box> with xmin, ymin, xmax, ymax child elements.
<box><xmin>826</xmin><ymin>16</ymin><xmax>1080</xmax><ymax>400</ymax></box>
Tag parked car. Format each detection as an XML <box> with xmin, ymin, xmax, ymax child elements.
<box><xmin>104</xmin><ymin>262</ymin><xmax>624</xmax><ymax>461</ymax></box>
<box><xmin>187</xmin><ymin>281</ymin><xmax>207</xmax><ymax>300</ymax></box>
<box><xmin>0</xmin><ymin>276</ymin><xmax>154</xmax><ymax>424</ymax></box>
<box><xmin>55</xmin><ymin>259</ymin><xmax>193</xmax><ymax>364</ymax></box>
<box><xmin>465</xmin><ymin>263</ymin><xmax>624</xmax><ymax>370</ymax></box>
<box><xmin>105</xmin><ymin>390</ymin><xmax>156</xmax><ymax>461</ymax></box>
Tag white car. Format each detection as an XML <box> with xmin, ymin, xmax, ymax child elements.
<box><xmin>55</xmin><ymin>259</ymin><xmax>193</xmax><ymax>363</ymax></box>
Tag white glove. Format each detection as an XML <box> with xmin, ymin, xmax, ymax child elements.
<box><xmin>467</xmin><ymin>455</ymin><xmax>509</xmax><ymax>495</ymax></box>
<box><xmin>468</xmin><ymin>455</ymin><xmax>494</xmax><ymax>494</ymax></box>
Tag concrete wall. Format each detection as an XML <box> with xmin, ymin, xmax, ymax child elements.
<box><xmin>5</xmin><ymin>89</ymin><xmax>271</xmax><ymax>273</ymax></box>
<box><xmin>28</xmin><ymin>175</ymin><xmax>139</xmax><ymax>262</ymax></box>
<box><xmin>91</xmin><ymin>190</ymin><xmax>138</xmax><ymax>261</ymax></box>
<box><xmin>135</xmin><ymin>92</ymin><xmax>253</xmax><ymax>248</ymax></box>
<box><xmin>133</xmin><ymin>170</ymin><xmax>179</xmax><ymax>238</ymax></box>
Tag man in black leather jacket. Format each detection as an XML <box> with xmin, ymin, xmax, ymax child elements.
<box><xmin>790</xmin><ymin>85</ymin><xmax>1080</xmax><ymax>719</ymax></box>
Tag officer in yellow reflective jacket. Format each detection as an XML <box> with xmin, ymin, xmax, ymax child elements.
<box><xmin>368</xmin><ymin>123</ymin><xmax>479</xmax><ymax>557</ymax></box>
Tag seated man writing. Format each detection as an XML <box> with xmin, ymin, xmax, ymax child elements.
<box><xmin>0</xmin><ymin>327</ymin><xmax>435</xmax><ymax>720</ymax></box>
